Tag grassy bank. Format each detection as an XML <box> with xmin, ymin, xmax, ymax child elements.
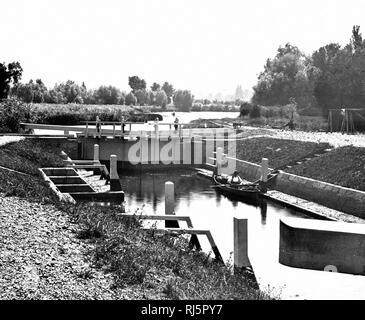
<box><xmin>0</xmin><ymin>138</ymin><xmax>72</xmax><ymax>201</ymax></box>
<box><xmin>0</xmin><ymin>138</ymin><xmax>268</xmax><ymax>300</ymax></box>
<box><xmin>242</xmin><ymin>115</ymin><xmax>328</xmax><ymax>132</ymax></box>
<box><xmin>185</xmin><ymin>116</ymin><xmax>327</xmax><ymax>132</ymax></box>
<box><xmin>287</xmin><ymin>146</ymin><xmax>365</xmax><ymax>192</ymax></box>
<box><xmin>230</xmin><ymin>137</ymin><xmax>331</xmax><ymax>169</ymax></box>
<box><xmin>30</xmin><ymin>104</ymin><xmax>167</xmax><ymax>125</ymax></box>
<box><xmin>229</xmin><ymin>136</ymin><xmax>365</xmax><ymax>192</ymax></box>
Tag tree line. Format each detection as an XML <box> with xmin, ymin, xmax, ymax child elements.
<box><xmin>251</xmin><ymin>25</ymin><xmax>365</xmax><ymax>115</ymax></box>
<box><xmin>0</xmin><ymin>67</ymin><xmax>194</xmax><ymax>111</ymax></box>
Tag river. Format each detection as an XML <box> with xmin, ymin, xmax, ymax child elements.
<box><xmin>32</xmin><ymin>111</ymin><xmax>239</xmax><ymax>135</ymax></box>
<box><xmin>119</xmin><ymin>168</ymin><xmax>311</xmax><ymax>278</ymax></box>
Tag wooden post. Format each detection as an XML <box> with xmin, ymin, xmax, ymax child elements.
<box><xmin>165</xmin><ymin>182</ymin><xmax>179</xmax><ymax>228</ymax></box>
<box><xmin>260</xmin><ymin>157</ymin><xmax>269</xmax><ymax>193</ymax></box>
<box><xmin>224</xmin><ymin>129</ymin><xmax>229</xmax><ymax>149</ymax></box>
<box><xmin>194</xmin><ymin>135</ymin><xmax>202</xmax><ymax>165</ymax></box>
<box><xmin>86</xmin><ymin>122</ymin><xmax>89</xmax><ymax>137</ymax></box>
<box><xmin>96</xmin><ymin>117</ymin><xmax>101</xmax><ymax>138</ymax></box>
<box><xmin>93</xmin><ymin>144</ymin><xmax>100</xmax><ymax>175</ymax></box>
<box><xmin>113</xmin><ymin>123</ymin><xmax>116</xmax><ymax>138</ymax></box>
<box><xmin>234</xmin><ymin>218</ymin><xmax>251</xmax><ymax>271</ymax></box>
<box><xmin>110</xmin><ymin>154</ymin><xmax>122</xmax><ymax>191</ymax></box>
<box><xmin>216</xmin><ymin>147</ymin><xmax>223</xmax><ymax>176</ymax></box>
<box><xmin>329</xmin><ymin>110</ymin><xmax>333</xmax><ymax>133</ymax></box>
<box><xmin>77</xmin><ymin>141</ymin><xmax>83</xmax><ymax>159</ymax></box>
<box><xmin>154</xmin><ymin>119</ymin><xmax>159</xmax><ymax>138</ymax></box>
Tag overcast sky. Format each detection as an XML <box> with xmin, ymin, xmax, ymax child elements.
<box><xmin>1</xmin><ymin>0</ymin><xmax>364</xmax><ymax>98</ymax></box>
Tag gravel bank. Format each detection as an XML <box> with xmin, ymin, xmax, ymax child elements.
<box><xmin>0</xmin><ymin>193</ymin><xmax>133</xmax><ymax>299</ymax></box>
<box><xmin>238</xmin><ymin>127</ymin><xmax>365</xmax><ymax>148</ymax></box>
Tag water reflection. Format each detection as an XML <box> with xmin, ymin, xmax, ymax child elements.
<box><xmin>260</xmin><ymin>200</ymin><xmax>268</xmax><ymax>225</ymax></box>
<box><xmin>120</xmin><ymin>168</ymin><xmax>310</xmax><ymax>263</ymax></box>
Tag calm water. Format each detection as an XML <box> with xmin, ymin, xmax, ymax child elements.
<box><xmin>33</xmin><ymin>111</ymin><xmax>239</xmax><ymax>135</ymax></box>
<box><xmin>120</xmin><ymin>168</ymin><xmax>311</xmax><ymax>266</ymax></box>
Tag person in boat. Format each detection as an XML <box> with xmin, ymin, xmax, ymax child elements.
<box><xmin>228</xmin><ymin>171</ymin><xmax>244</xmax><ymax>186</ymax></box>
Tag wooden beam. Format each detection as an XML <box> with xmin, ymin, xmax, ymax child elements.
<box><xmin>143</xmin><ymin>228</ymin><xmax>223</xmax><ymax>262</ymax></box>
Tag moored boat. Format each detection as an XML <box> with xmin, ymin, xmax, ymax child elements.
<box><xmin>213</xmin><ymin>175</ymin><xmax>262</xmax><ymax>201</ymax></box>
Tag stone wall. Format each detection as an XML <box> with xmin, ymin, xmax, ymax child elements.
<box><xmin>275</xmin><ymin>171</ymin><xmax>365</xmax><ymax>219</ymax></box>
<box><xmin>232</xmin><ymin>158</ymin><xmax>365</xmax><ymax>219</ymax></box>
<box><xmin>280</xmin><ymin>218</ymin><xmax>365</xmax><ymax>275</ymax></box>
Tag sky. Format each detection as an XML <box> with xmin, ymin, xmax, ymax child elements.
<box><xmin>1</xmin><ymin>0</ymin><xmax>365</xmax><ymax>98</ymax></box>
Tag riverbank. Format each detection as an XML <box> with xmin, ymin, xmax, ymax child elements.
<box><xmin>189</xmin><ymin>116</ymin><xmax>365</xmax><ymax>192</ymax></box>
<box><xmin>0</xmin><ymin>137</ymin><xmax>267</xmax><ymax>300</ymax></box>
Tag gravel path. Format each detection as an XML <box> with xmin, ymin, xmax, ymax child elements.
<box><xmin>0</xmin><ymin>194</ymin><xmax>135</xmax><ymax>299</ymax></box>
<box><xmin>238</xmin><ymin>127</ymin><xmax>365</xmax><ymax>148</ymax></box>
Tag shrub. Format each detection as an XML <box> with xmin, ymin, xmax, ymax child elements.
<box><xmin>173</xmin><ymin>90</ymin><xmax>193</xmax><ymax>111</ymax></box>
<box><xmin>240</xmin><ymin>102</ymin><xmax>253</xmax><ymax>117</ymax></box>
<box><xmin>0</xmin><ymin>98</ymin><xmax>35</xmax><ymax>132</ymax></box>
<box><xmin>249</xmin><ymin>104</ymin><xmax>261</xmax><ymax>119</ymax></box>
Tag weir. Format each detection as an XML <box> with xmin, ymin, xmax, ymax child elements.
<box><xmin>76</xmin><ymin>124</ymin><xmax>234</xmax><ymax>172</ymax></box>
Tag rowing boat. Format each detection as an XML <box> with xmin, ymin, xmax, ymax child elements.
<box><xmin>213</xmin><ymin>175</ymin><xmax>261</xmax><ymax>201</ymax></box>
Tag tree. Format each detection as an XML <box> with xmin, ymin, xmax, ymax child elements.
<box><xmin>119</xmin><ymin>93</ymin><xmax>126</xmax><ymax>105</ymax></box>
<box><xmin>150</xmin><ymin>82</ymin><xmax>161</xmax><ymax>91</ymax></box>
<box><xmin>12</xmin><ymin>82</ymin><xmax>34</xmax><ymax>103</ymax></box>
<box><xmin>125</xmin><ymin>92</ymin><xmax>137</xmax><ymax>105</ymax></box>
<box><xmin>94</xmin><ymin>85</ymin><xmax>122</xmax><ymax>104</ymax></box>
<box><xmin>311</xmin><ymin>26</ymin><xmax>365</xmax><ymax>112</ymax></box>
<box><xmin>312</xmin><ymin>43</ymin><xmax>344</xmax><ymax>112</ymax></box>
<box><xmin>33</xmin><ymin>79</ymin><xmax>47</xmax><ymax>103</ymax></box>
<box><xmin>12</xmin><ymin>78</ymin><xmax>47</xmax><ymax>103</ymax></box>
<box><xmin>351</xmin><ymin>25</ymin><xmax>363</xmax><ymax>52</ymax></box>
<box><xmin>0</xmin><ymin>62</ymin><xmax>23</xmax><ymax>100</ymax></box>
<box><xmin>155</xmin><ymin>90</ymin><xmax>168</xmax><ymax>108</ymax></box>
<box><xmin>134</xmin><ymin>89</ymin><xmax>150</xmax><ymax>106</ymax></box>
<box><xmin>252</xmin><ymin>43</ymin><xmax>318</xmax><ymax>110</ymax></box>
<box><xmin>128</xmin><ymin>76</ymin><xmax>146</xmax><ymax>92</ymax></box>
<box><xmin>173</xmin><ymin>90</ymin><xmax>193</xmax><ymax>111</ymax></box>
<box><xmin>162</xmin><ymin>82</ymin><xmax>174</xmax><ymax>103</ymax></box>
<box><xmin>148</xmin><ymin>90</ymin><xmax>156</xmax><ymax>105</ymax></box>
<box><xmin>51</xmin><ymin>80</ymin><xmax>85</xmax><ymax>104</ymax></box>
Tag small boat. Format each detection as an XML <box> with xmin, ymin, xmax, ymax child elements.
<box><xmin>213</xmin><ymin>175</ymin><xmax>262</xmax><ymax>202</ymax></box>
